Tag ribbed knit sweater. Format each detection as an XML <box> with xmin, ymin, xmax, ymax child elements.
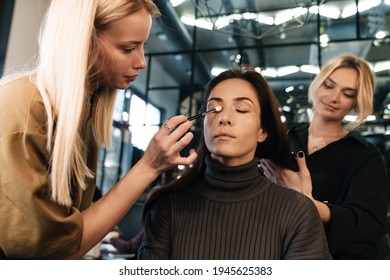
<box><xmin>138</xmin><ymin>157</ymin><xmax>331</xmax><ymax>260</ymax></box>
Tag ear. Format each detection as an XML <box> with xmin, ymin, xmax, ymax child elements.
<box><xmin>257</xmin><ymin>128</ymin><xmax>268</xmax><ymax>143</ymax></box>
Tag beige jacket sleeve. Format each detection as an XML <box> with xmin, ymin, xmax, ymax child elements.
<box><xmin>0</xmin><ymin>77</ymin><xmax>97</xmax><ymax>259</ymax></box>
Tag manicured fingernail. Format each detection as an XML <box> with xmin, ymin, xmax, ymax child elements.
<box><xmin>297</xmin><ymin>151</ymin><xmax>304</xmax><ymax>158</ymax></box>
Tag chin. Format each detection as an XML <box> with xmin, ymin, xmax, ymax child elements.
<box><xmin>116</xmin><ymin>83</ymin><xmax>130</xmax><ymax>90</ymax></box>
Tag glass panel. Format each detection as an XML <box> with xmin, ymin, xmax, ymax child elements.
<box><xmin>112</xmin><ymin>90</ymin><xmax>126</xmax><ymax>122</ymax></box>
<box><xmin>358</xmin><ymin>0</ymin><xmax>390</xmax><ymax>39</ymax></box>
<box><xmin>130</xmin><ymin>57</ymin><xmax>149</xmax><ymax>93</ymax></box>
<box><xmin>320</xmin><ymin>41</ymin><xmax>372</xmax><ymax>65</ymax></box>
<box><xmin>172</xmin><ymin>0</ymin><xmax>319</xmax><ymax>49</ymax></box>
<box><xmin>128</xmin><ymin>94</ymin><xmax>161</xmax><ymax>151</ymax></box>
<box><xmin>98</xmin><ymin>127</ymin><xmax>123</xmax><ymax>195</ymax></box>
<box><xmin>319</xmin><ymin>0</ymin><xmax>357</xmax><ymax>41</ymax></box>
<box><xmin>147</xmin><ymin>12</ymin><xmax>194</xmax><ymax>53</ymax></box>
<box><xmin>148</xmin><ymin>54</ymin><xmax>193</xmax><ymax>88</ymax></box>
<box><xmin>148</xmin><ymin>88</ymin><xmax>180</xmax><ymax>120</ymax></box>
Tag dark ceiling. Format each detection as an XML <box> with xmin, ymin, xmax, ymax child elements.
<box><xmin>145</xmin><ymin>0</ymin><xmax>390</xmax><ymax>120</ymax></box>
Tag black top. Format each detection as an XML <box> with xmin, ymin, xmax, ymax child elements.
<box><xmin>138</xmin><ymin>156</ymin><xmax>331</xmax><ymax>260</ymax></box>
<box><xmin>289</xmin><ymin>124</ymin><xmax>390</xmax><ymax>259</ymax></box>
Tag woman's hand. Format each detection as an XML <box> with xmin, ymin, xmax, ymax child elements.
<box><xmin>261</xmin><ymin>152</ymin><xmax>330</xmax><ymax>222</ymax></box>
<box><xmin>141</xmin><ymin>115</ymin><xmax>198</xmax><ymax>174</ymax></box>
<box><xmin>260</xmin><ymin>151</ymin><xmax>313</xmax><ymax>199</ymax></box>
<box><xmin>279</xmin><ymin>151</ymin><xmax>313</xmax><ymax>199</ymax></box>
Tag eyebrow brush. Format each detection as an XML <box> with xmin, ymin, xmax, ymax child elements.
<box><xmin>187</xmin><ymin>105</ymin><xmax>222</xmax><ymax>121</ymax></box>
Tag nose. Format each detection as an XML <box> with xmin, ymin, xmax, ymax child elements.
<box><xmin>134</xmin><ymin>48</ymin><xmax>147</xmax><ymax>70</ymax></box>
<box><xmin>327</xmin><ymin>88</ymin><xmax>341</xmax><ymax>103</ymax></box>
<box><xmin>218</xmin><ymin>108</ymin><xmax>232</xmax><ymax>126</ymax></box>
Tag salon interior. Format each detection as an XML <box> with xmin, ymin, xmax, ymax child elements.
<box><xmin>1</xmin><ymin>0</ymin><xmax>390</xmax><ymax>259</ymax></box>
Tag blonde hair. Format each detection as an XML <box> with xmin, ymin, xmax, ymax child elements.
<box><xmin>308</xmin><ymin>54</ymin><xmax>376</xmax><ymax>130</ymax></box>
<box><xmin>8</xmin><ymin>0</ymin><xmax>159</xmax><ymax>206</ymax></box>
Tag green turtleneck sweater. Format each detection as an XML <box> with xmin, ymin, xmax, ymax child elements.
<box><xmin>138</xmin><ymin>157</ymin><xmax>331</xmax><ymax>260</ymax></box>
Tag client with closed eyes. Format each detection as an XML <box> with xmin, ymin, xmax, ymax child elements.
<box><xmin>137</xmin><ymin>67</ymin><xmax>331</xmax><ymax>260</ymax></box>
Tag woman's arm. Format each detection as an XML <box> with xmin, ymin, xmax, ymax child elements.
<box><xmin>260</xmin><ymin>153</ymin><xmax>331</xmax><ymax>222</ymax></box>
<box><xmin>66</xmin><ymin>116</ymin><xmax>196</xmax><ymax>259</ymax></box>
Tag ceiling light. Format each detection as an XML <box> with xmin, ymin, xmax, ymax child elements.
<box><xmin>180</xmin><ymin>16</ymin><xmax>213</xmax><ymax>30</ymax></box>
<box><xmin>242</xmin><ymin>12</ymin><xmax>258</xmax><ymax>20</ymax></box>
<box><xmin>170</xmin><ymin>0</ymin><xmax>186</xmax><ymax>7</ymax></box>
<box><xmin>386</xmin><ymin>0</ymin><xmax>390</xmax><ymax>5</ymax></box>
<box><xmin>274</xmin><ymin>7</ymin><xmax>307</xmax><ymax>25</ymax></box>
<box><xmin>344</xmin><ymin>115</ymin><xmax>357</xmax><ymax>122</ymax></box>
<box><xmin>277</xmin><ymin>66</ymin><xmax>299</xmax><ymax>77</ymax></box>
<box><xmin>375</xmin><ymin>31</ymin><xmax>388</xmax><ymax>39</ymax></box>
<box><xmin>373</xmin><ymin>61</ymin><xmax>390</xmax><ymax>72</ymax></box>
<box><xmin>122</xmin><ymin>112</ymin><xmax>129</xmax><ymax>122</ymax></box>
<box><xmin>342</xmin><ymin>0</ymin><xmax>381</xmax><ymax>18</ymax></box>
<box><xmin>215</xmin><ymin>17</ymin><xmax>230</xmax><ymax>29</ymax></box>
<box><xmin>261</xmin><ymin>68</ymin><xmax>277</xmax><ymax>78</ymax></box>
<box><xmin>257</xmin><ymin>15</ymin><xmax>274</xmax><ymax>25</ymax></box>
<box><xmin>177</xmin><ymin>164</ymin><xmax>185</xmax><ymax>170</ymax></box>
<box><xmin>300</xmin><ymin>65</ymin><xmax>320</xmax><ymax>74</ymax></box>
<box><xmin>174</xmin><ymin>54</ymin><xmax>183</xmax><ymax>61</ymax></box>
<box><xmin>285</xmin><ymin>86</ymin><xmax>294</xmax><ymax>93</ymax></box>
<box><xmin>309</xmin><ymin>5</ymin><xmax>340</xmax><ymax>19</ymax></box>
<box><xmin>341</xmin><ymin>5</ymin><xmax>357</xmax><ymax>18</ymax></box>
<box><xmin>157</xmin><ymin>32</ymin><xmax>168</xmax><ymax>41</ymax></box>
<box><xmin>358</xmin><ymin>0</ymin><xmax>381</xmax><ymax>12</ymax></box>
<box><xmin>320</xmin><ymin>34</ymin><xmax>329</xmax><ymax>47</ymax></box>
<box><xmin>211</xmin><ymin>67</ymin><xmax>227</xmax><ymax>76</ymax></box>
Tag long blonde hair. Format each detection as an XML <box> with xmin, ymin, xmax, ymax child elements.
<box><xmin>308</xmin><ymin>54</ymin><xmax>376</xmax><ymax>130</ymax></box>
<box><xmin>29</xmin><ymin>0</ymin><xmax>159</xmax><ymax>206</ymax></box>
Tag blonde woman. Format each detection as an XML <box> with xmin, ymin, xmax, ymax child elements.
<box><xmin>0</xmin><ymin>0</ymin><xmax>197</xmax><ymax>259</ymax></box>
<box><xmin>261</xmin><ymin>54</ymin><xmax>389</xmax><ymax>259</ymax></box>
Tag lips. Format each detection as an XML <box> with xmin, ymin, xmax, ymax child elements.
<box><xmin>321</xmin><ymin>101</ymin><xmax>338</xmax><ymax>111</ymax></box>
<box><xmin>214</xmin><ymin>132</ymin><xmax>235</xmax><ymax>139</ymax></box>
<box><xmin>124</xmin><ymin>75</ymin><xmax>137</xmax><ymax>83</ymax></box>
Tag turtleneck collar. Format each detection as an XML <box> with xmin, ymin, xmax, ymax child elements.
<box><xmin>194</xmin><ymin>156</ymin><xmax>271</xmax><ymax>202</ymax></box>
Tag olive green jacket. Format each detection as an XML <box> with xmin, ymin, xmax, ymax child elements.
<box><xmin>0</xmin><ymin>76</ymin><xmax>98</xmax><ymax>259</ymax></box>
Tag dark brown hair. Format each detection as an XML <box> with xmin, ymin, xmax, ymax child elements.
<box><xmin>142</xmin><ymin>66</ymin><xmax>292</xmax><ymax>220</ymax></box>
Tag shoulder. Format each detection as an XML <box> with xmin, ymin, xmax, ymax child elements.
<box><xmin>345</xmin><ymin>130</ymin><xmax>384</xmax><ymax>156</ymax></box>
<box><xmin>145</xmin><ymin>182</ymin><xmax>194</xmax><ymax>211</ymax></box>
<box><xmin>0</xmin><ymin>75</ymin><xmax>46</xmax><ymax>136</ymax></box>
<box><xmin>267</xmin><ymin>181</ymin><xmax>315</xmax><ymax>210</ymax></box>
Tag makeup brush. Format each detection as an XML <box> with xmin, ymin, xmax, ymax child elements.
<box><xmin>187</xmin><ymin>105</ymin><xmax>222</xmax><ymax>121</ymax></box>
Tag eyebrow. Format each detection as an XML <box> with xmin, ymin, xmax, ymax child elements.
<box><xmin>326</xmin><ymin>77</ymin><xmax>357</xmax><ymax>92</ymax></box>
<box><xmin>122</xmin><ymin>40</ymin><xmax>145</xmax><ymax>45</ymax></box>
<box><xmin>208</xmin><ymin>97</ymin><xmax>255</xmax><ymax>104</ymax></box>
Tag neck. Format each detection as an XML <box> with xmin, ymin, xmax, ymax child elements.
<box><xmin>310</xmin><ymin>114</ymin><xmax>346</xmax><ymax>138</ymax></box>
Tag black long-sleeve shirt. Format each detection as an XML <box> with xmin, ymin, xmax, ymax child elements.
<box><xmin>138</xmin><ymin>157</ymin><xmax>331</xmax><ymax>260</ymax></box>
<box><xmin>289</xmin><ymin>124</ymin><xmax>389</xmax><ymax>259</ymax></box>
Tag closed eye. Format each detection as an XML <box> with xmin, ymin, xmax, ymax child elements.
<box><xmin>323</xmin><ymin>81</ymin><xmax>334</xmax><ymax>89</ymax></box>
<box><xmin>123</xmin><ymin>48</ymin><xmax>134</xmax><ymax>54</ymax></box>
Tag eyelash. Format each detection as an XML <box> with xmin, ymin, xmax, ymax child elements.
<box><xmin>123</xmin><ymin>48</ymin><xmax>135</xmax><ymax>54</ymax></box>
<box><xmin>323</xmin><ymin>83</ymin><xmax>333</xmax><ymax>89</ymax></box>
<box><xmin>323</xmin><ymin>83</ymin><xmax>355</xmax><ymax>98</ymax></box>
<box><xmin>343</xmin><ymin>93</ymin><xmax>355</xmax><ymax>98</ymax></box>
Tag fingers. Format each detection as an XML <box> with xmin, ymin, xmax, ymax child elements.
<box><xmin>294</xmin><ymin>152</ymin><xmax>313</xmax><ymax>195</ymax></box>
<box><xmin>295</xmin><ymin>151</ymin><xmax>309</xmax><ymax>174</ymax></box>
<box><xmin>143</xmin><ymin>115</ymin><xmax>198</xmax><ymax>173</ymax></box>
<box><xmin>159</xmin><ymin>115</ymin><xmax>189</xmax><ymax>136</ymax></box>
